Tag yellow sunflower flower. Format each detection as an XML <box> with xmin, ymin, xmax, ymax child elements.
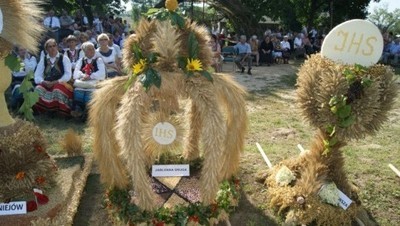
<box><xmin>165</xmin><ymin>0</ymin><xmax>178</xmax><ymax>11</ymax></box>
<box><xmin>186</xmin><ymin>58</ymin><xmax>203</xmax><ymax>72</ymax></box>
<box><xmin>133</xmin><ymin>59</ymin><xmax>147</xmax><ymax>75</ymax></box>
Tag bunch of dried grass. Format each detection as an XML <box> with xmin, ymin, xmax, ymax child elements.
<box><xmin>0</xmin><ymin>0</ymin><xmax>44</xmax><ymax>57</ymax></box>
<box><xmin>60</xmin><ymin>129</ymin><xmax>83</xmax><ymax>157</ymax></box>
<box><xmin>297</xmin><ymin>54</ymin><xmax>397</xmax><ymax>140</ymax></box>
<box><xmin>0</xmin><ymin>120</ymin><xmax>56</xmax><ymax>201</ymax></box>
<box><xmin>266</xmin><ymin>130</ymin><xmax>359</xmax><ymax>225</ymax></box>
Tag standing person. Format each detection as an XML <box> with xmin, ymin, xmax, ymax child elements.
<box><xmin>96</xmin><ymin>33</ymin><xmax>121</xmax><ymax>78</ymax></box>
<box><xmin>9</xmin><ymin>47</ymin><xmax>37</xmax><ymax>110</ymax></box>
<box><xmin>71</xmin><ymin>42</ymin><xmax>106</xmax><ymax>117</ymax></box>
<box><xmin>34</xmin><ymin>39</ymin><xmax>73</xmax><ymax>117</ymax></box>
<box><xmin>43</xmin><ymin>10</ymin><xmax>61</xmax><ymax>43</ymax></box>
<box><xmin>259</xmin><ymin>36</ymin><xmax>274</xmax><ymax>66</ymax></box>
<box><xmin>249</xmin><ymin>35</ymin><xmax>260</xmax><ymax>66</ymax></box>
<box><xmin>210</xmin><ymin>34</ymin><xmax>222</xmax><ymax>72</ymax></box>
<box><xmin>234</xmin><ymin>35</ymin><xmax>252</xmax><ymax>75</ymax></box>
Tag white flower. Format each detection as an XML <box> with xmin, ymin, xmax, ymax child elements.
<box><xmin>275</xmin><ymin>165</ymin><xmax>296</xmax><ymax>186</ymax></box>
<box><xmin>318</xmin><ymin>182</ymin><xmax>339</xmax><ymax>206</ymax></box>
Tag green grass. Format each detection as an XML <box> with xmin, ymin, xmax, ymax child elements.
<box><xmin>18</xmin><ymin>68</ymin><xmax>400</xmax><ymax>225</ymax></box>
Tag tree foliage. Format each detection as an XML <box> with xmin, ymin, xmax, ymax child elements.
<box><xmin>43</xmin><ymin>0</ymin><xmax>128</xmax><ymax>26</ymax></box>
<box><xmin>148</xmin><ymin>0</ymin><xmax>374</xmax><ymax>35</ymax></box>
<box><xmin>368</xmin><ymin>4</ymin><xmax>400</xmax><ymax>33</ymax></box>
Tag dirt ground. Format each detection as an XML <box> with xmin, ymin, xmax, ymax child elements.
<box><xmin>72</xmin><ymin>62</ymin><xmax>300</xmax><ymax>226</ymax></box>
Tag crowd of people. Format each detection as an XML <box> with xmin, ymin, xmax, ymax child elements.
<box><xmin>380</xmin><ymin>31</ymin><xmax>400</xmax><ymax>66</ymax></box>
<box><xmin>208</xmin><ymin>25</ymin><xmax>325</xmax><ymax>74</ymax></box>
<box><xmin>8</xmin><ymin>9</ymin><xmax>134</xmax><ymax>119</ymax></box>
<box><xmin>8</xmin><ymin>10</ymin><xmax>398</xmax><ymax>119</ymax></box>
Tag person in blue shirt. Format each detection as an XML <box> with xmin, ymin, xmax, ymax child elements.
<box><xmin>234</xmin><ymin>35</ymin><xmax>252</xmax><ymax>75</ymax></box>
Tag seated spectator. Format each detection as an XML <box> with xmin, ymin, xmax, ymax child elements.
<box><xmin>271</xmin><ymin>35</ymin><xmax>283</xmax><ymax>63</ymax></box>
<box><xmin>34</xmin><ymin>38</ymin><xmax>72</xmax><ymax>117</ymax></box>
<box><xmin>234</xmin><ymin>35</ymin><xmax>252</xmax><ymax>75</ymax></box>
<box><xmin>86</xmin><ymin>30</ymin><xmax>98</xmax><ymax>47</ymax></box>
<box><xmin>313</xmin><ymin>35</ymin><xmax>324</xmax><ymax>53</ymax></box>
<box><xmin>249</xmin><ymin>35</ymin><xmax>259</xmax><ymax>66</ymax></box>
<box><xmin>78</xmin><ymin>32</ymin><xmax>89</xmax><ymax>48</ymax></box>
<box><xmin>43</xmin><ymin>10</ymin><xmax>61</xmax><ymax>43</ymax></box>
<box><xmin>59</xmin><ymin>9</ymin><xmax>74</xmax><ymax>40</ymax></box>
<box><xmin>96</xmin><ymin>33</ymin><xmax>122</xmax><ymax>78</ymax></box>
<box><xmin>71</xmin><ymin>42</ymin><xmax>106</xmax><ymax>118</ymax></box>
<box><xmin>302</xmin><ymin>34</ymin><xmax>314</xmax><ymax>55</ymax></box>
<box><xmin>63</xmin><ymin>35</ymin><xmax>84</xmax><ymax>72</ymax></box>
<box><xmin>259</xmin><ymin>36</ymin><xmax>274</xmax><ymax>66</ymax></box>
<box><xmin>210</xmin><ymin>34</ymin><xmax>222</xmax><ymax>72</ymax></box>
<box><xmin>107</xmin><ymin>33</ymin><xmax>123</xmax><ymax>60</ymax></box>
<box><xmin>293</xmin><ymin>33</ymin><xmax>306</xmax><ymax>58</ymax></box>
<box><xmin>113</xmin><ymin>30</ymin><xmax>123</xmax><ymax>47</ymax></box>
<box><xmin>381</xmin><ymin>38</ymin><xmax>400</xmax><ymax>65</ymax></box>
<box><xmin>280</xmin><ymin>35</ymin><xmax>291</xmax><ymax>64</ymax></box>
<box><xmin>9</xmin><ymin>47</ymin><xmax>37</xmax><ymax>110</ymax></box>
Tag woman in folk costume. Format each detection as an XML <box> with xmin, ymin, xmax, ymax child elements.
<box><xmin>34</xmin><ymin>38</ymin><xmax>73</xmax><ymax>116</ymax></box>
<box><xmin>71</xmin><ymin>41</ymin><xmax>106</xmax><ymax>117</ymax></box>
<box><xmin>63</xmin><ymin>34</ymin><xmax>84</xmax><ymax>71</ymax></box>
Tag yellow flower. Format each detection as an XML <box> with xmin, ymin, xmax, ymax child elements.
<box><xmin>165</xmin><ymin>0</ymin><xmax>178</xmax><ymax>11</ymax></box>
<box><xmin>186</xmin><ymin>58</ymin><xmax>203</xmax><ymax>72</ymax></box>
<box><xmin>133</xmin><ymin>59</ymin><xmax>147</xmax><ymax>75</ymax></box>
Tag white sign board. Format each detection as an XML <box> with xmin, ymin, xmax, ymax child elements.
<box><xmin>321</xmin><ymin>19</ymin><xmax>383</xmax><ymax>67</ymax></box>
<box><xmin>0</xmin><ymin>201</ymin><xmax>27</xmax><ymax>216</ymax></box>
<box><xmin>338</xmin><ymin>189</ymin><xmax>353</xmax><ymax>210</ymax></box>
<box><xmin>152</xmin><ymin>122</ymin><xmax>177</xmax><ymax>145</ymax></box>
<box><xmin>152</xmin><ymin>164</ymin><xmax>190</xmax><ymax>177</ymax></box>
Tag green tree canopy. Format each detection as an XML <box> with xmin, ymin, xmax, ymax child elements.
<box><xmin>368</xmin><ymin>3</ymin><xmax>400</xmax><ymax>33</ymax></box>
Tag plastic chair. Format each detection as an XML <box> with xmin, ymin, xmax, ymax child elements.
<box><xmin>221</xmin><ymin>46</ymin><xmax>237</xmax><ymax>71</ymax></box>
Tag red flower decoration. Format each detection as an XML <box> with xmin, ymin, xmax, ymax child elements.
<box><xmin>34</xmin><ymin>145</ymin><xmax>44</xmax><ymax>153</ymax></box>
<box><xmin>188</xmin><ymin>215</ymin><xmax>199</xmax><ymax>222</ymax></box>
<box><xmin>82</xmin><ymin>62</ymin><xmax>95</xmax><ymax>75</ymax></box>
<box><xmin>27</xmin><ymin>200</ymin><xmax>38</xmax><ymax>212</ymax></box>
<box><xmin>35</xmin><ymin>176</ymin><xmax>46</xmax><ymax>184</ymax></box>
<box><xmin>34</xmin><ymin>193</ymin><xmax>49</xmax><ymax>205</ymax></box>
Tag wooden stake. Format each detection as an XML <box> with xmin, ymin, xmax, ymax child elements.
<box><xmin>388</xmin><ymin>164</ymin><xmax>400</xmax><ymax>178</ymax></box>
<box><xmin>297</xmin><ymin>144</ymin><xmax>305</xmax><ymax>153</ymax></box>
<box><xmin>256</xmin><ymin>142</ymin><xmax>273</xmax><ymax>169</ymax></box>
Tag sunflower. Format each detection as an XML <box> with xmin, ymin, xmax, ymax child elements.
<box><xmin>165</xmin><ymin>0</ymin><xmax>179</xmax><ymax>11</ymax></box>
<box><xmin>186</xmin><ymin>58</ymin><xmax>203</xmax><ymax>72</ymax></box>
<box><xmin>133</xmin><ymin>59</ymin><xmax>147</xmax><ymax>75</ymax></box>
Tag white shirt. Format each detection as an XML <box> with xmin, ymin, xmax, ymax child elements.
<box><xmin>280</xmin><ymin>40</ymin><xmax>291</xmax><ymax>50</ymax></box>
<box><xmin>73</xmin><ymin>56</ymin><xmax>106</xmax><ymax>81</ymax></box>
<box><xmin>43</xmin><ymin>16</ymin><xmax>61</xmax><ymax>29</ymax></box>
<box><xmin>34</xmin><ymin>52</ymin><xmax>72</xmax><ymax>84</ymax></box>
<box><xmin>294</xmin><ymin>37</ymin><xmax>303</xmax><ymax>49</ymax></box>
<box><xmin>12</xmin><ymin>55</ymin><xmax>37</xmax><ymax>77</ymax></box>
<box><xmin>111</xmin><ymin>44</ymin><xmax>122</xmax><ymax>58</ymax></box>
